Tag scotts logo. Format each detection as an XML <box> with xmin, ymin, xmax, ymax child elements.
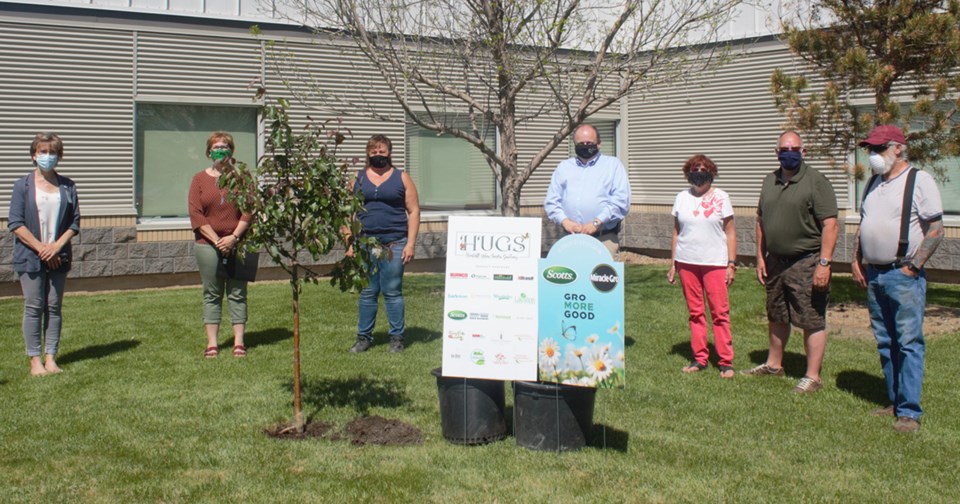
<box><xmin>543</xmin><ymin>266</ymin><xmax>577</xmax><ymax>284</ymax></box>
<box><xmin>447</xmin><ymin>310</ymin><xmax>467</xmax><ymax>320</ymax></box>
<box><xmin>591</xmin><ymin>264</ymin><xmax>619</xmax><ymax>292</ymax></box>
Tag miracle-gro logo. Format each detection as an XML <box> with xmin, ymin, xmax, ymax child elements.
<box><xmin>543</xmin><ymin>266</ymin><xmax>577</xmax><ymax>284</ymax></box>
<box><xmin>591</xmin><ymin>264</ymin><xmax>619</xmax><ymax>292</ymax></box>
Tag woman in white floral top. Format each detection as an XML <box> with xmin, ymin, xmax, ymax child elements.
<box><xmin>667</xmin><ymin>155</ymin><xmax>737</xmax><ymax>378</ymax></box>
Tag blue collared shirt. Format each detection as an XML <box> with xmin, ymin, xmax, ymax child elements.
<box><xmin>544</xmin><ymin>154</ymin><xmax>630</xmax><ymax>231</ymax></box>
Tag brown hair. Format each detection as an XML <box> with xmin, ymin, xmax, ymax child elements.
<box><xmin>682</xmin><ymin>154</ymin><xmax>718</xmax><ymax>176</ymax></box>
<box><xmin>366</xmin><ymin>134</ymin><xmax>393</xmax><ymax>154</ymax></box>
<box><xmin>30</xmin><ymin>132</ymin><xmax>64</xmax><ymax>159</ymax></box>
<box><xmin>205</xmin><ymin>131</ymin><xmax>235</xmax><ymax>158</ymax></box>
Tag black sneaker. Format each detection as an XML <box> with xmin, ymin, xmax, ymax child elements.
<box><xmin>388</xmin><ymin>337</ymin><xmax>405</xmax><ymax>353</ymax></box>
<box><xmin>349</xmin><ymin>338</ymin><xmax>372</xmax><ymax>353</ymax></box>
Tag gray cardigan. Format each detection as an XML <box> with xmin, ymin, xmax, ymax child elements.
<box><xmin>7</xmin><ymin>172</ymin><xmax>81</xmax><ymax>274</ymax></box>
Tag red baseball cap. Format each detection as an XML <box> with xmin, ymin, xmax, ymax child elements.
<box><xmin>859</xmin><ymin>125</ymin><xmax>906</xmax><ymax>147</ymax></box>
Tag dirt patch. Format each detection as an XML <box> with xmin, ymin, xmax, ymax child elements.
<box><xmin>344</xmin><ymin>415</ymin><xmax>423</xmax><ymax>446</ymax></box>
<box><xmin>265</xmin><ymin>416</ymin><xmax>423</xmax><ymax>445</ymax></box>
<box><xmin>264</xmin><ymin>421</ymin><xmax>339</xmax><ymax>440</ymax></box>
<box><xmin>829</xmin><ymin>302</ymin><xmax>960</xmax><ymax>340</ymax></box>
<box><xmin>619</xmin><ymin>251</ymin><xmax>671</xmax><ymax>265</ymax></box>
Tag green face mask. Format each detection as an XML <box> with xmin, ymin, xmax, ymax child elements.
<box><xmin>210</xmin><ymin>148</ymin><xmax>231</xmax><ymax>162</ymax></box>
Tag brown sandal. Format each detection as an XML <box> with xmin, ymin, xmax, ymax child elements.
<box><xmin>233</xmin><ymin>345</ymin><xmax>247</xmax><ymax>358</ymax></box>
<box><xmin>204</xmin><ymin>346</ymin><xmax>218</xmax><ymax>359</ymax></box>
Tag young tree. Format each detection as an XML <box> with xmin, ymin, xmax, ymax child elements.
<box><xmin>771</xmin><ymin>0</ymin><xmax>960</xmax><ymax>178</ymax></box>
<box><xmin>265</xmin><ymin>0</ymin><xmax>741</xmax><ymax>215</ymax></box>
<box><xmin>221</xmin><ymin>91</ymin><xmax>375</xmax><ymax>433</ymax></box>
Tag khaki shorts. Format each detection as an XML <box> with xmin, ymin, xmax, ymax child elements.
<box><xmin>764</xmin><ymin>253</ymin><xmax>828</xmax><ymax>332</ymax></box>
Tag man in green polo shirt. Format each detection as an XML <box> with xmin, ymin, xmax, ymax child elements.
<box><xmin>742</xmin><ymin>131</ymin><xmax>839</xmax><ymax>394</ymax></box>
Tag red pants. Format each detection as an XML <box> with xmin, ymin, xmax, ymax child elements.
<box><xmin>678</xmin><ymin>262</ymin><xmax>734</xmax><ymax>367</ymax></box>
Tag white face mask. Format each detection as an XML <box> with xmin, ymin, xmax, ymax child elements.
<box><xmin>868</xmin><ymin>151</ymin><xmax>894</xmax><ymax>175</ymax></box>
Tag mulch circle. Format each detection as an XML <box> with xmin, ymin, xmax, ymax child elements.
<box><xmin>263</xmin><ymin>415</ymin><xmax>423</xmax><ymax>446</ymax></box>
<box><xmin>264</xmin><ymin>421</ymin><xmax>339</xmax><ymax>440</ymax></box>
<box><xmin>344</xmin><ymin>415</ymin><xmax>423</xmax><ymax>446</ymax></box>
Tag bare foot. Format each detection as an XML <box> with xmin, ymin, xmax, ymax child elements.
<box><xmin>44</xmin><ymin>361</ymin><xmax>63</xmax><ymax>374</ymax></box>
<box><xmin>720</xmin><ymin>369</ymin><xmax>735</xmax><ymax>379</ymax></box>
<box><xmin>30</xmin><ymin>357</ymin><xmax>47</xmax><ymax>376</ymax></box>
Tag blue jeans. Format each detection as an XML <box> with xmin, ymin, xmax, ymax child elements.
<box><xmin>357</xmin><ymin>238</ymin><xmax>406</xmax><ymax>341</ymax></box>
<box><xmin>867</xmin><ymin>266</ymin><xmax>926</xmax><ymax>420</ymax></box>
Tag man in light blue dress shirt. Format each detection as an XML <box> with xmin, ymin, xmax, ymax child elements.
<box><xmin>544</xmin><ymin>124</ymin><xmax>631</xmax><ymax>256</ymax></box>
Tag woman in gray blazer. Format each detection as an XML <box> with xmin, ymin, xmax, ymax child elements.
<box><xmin>7</xmin><ymin>133</ymin><xmax>80</xmax><ymax>376</ymax></box>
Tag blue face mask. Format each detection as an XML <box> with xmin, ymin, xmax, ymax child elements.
<box><xmin>777</xmin><ymin>151</ymin><xmax>802</xmax><ymax>171</ymax></box>
<box><xmin>36</xmin><ymin>153</ymin><xmax>58</xmax><ymax>172</ymax></box>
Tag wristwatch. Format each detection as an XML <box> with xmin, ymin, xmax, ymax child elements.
<box><xmin>902</xmin><ymin>261</ymin><xmax>920</xmax><ymax>274</ymax></box>
<box><xmin>593</xmin><ymin>218</ymin><xmax>602</xmax><ymax>228</ymax></box>
<box><xmin>818</xmin><ymin>257</ymin><xmax>832</xmax><ymax>267</ymax></box>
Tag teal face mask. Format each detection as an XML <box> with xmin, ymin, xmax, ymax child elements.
<box><xmin>210</xmin><ymin>148</ymin><xmax>231</xmax><ymax>162</ymax></box>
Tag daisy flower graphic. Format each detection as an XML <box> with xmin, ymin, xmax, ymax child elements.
<box><xmin>586</xmin><ymin>349</ymin><xmax>614</xmax><ymax>382</ymax></box>
<box><xmin>586</xmin><ymin>334</ymin><xmax>599</xmax><ymax>344</ymax></box>
<box><xmin>539</xmin><ymin>338</ymin><xmax>561</xmax><ymax>369</ymax></box>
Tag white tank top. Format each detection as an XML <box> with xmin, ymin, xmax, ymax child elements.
<box><xmin>35</xmin><ymin>185</ymin><xmax>61</xmax><ymax>244</ymax></box>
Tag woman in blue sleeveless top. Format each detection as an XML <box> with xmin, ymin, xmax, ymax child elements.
<box><xmin>346</xmin><ymin>135</ymin><xmax>420</xmax><ymax>353</ymax></box>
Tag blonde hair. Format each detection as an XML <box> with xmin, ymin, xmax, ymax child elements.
<box><xmin>31</xmin><ymin>132</ymin><xmax>64</xmax><ymax>158</ymax></box>
<box><xmin>205</xmin><ymin>131</ymin><xmax>235</xmax><ymax>158</ymax></box>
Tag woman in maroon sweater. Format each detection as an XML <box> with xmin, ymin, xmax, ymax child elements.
<box><xmin>188</xmin><ymin>131</ymin><xmax>252</xmax><ymax>358</ymax></box>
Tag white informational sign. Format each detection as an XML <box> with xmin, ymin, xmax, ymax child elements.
<box><xmin>441</xmin><ymin>216</ymin><xmax>542</xmax><ymax>380</ymax></box>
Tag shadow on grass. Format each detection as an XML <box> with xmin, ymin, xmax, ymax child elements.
<box><xmin>295</xmin><ymin>375</ymin><xmax>411</xmax><ymax>416</ymax></box>
<box><xmin>366</xmin><ymin>326</ymin><xmax>439</xmax><ymax>350</ymax></box>
<box><xmin>589</xmin><ymin>423</ymin><xmax>629</xmax><ymax>452</ymax></box>
<box><xmin>625</xmin><ymin>336</ymin><xmax>636</xmax><ymax>348</ymax></box>
<box><xmin>669</xmin><ymin>341</ymin><xmax>724</xmax><ymax>368</ymax></box>
<box><xmin>58</xmin><ymin>339</ymin><xmax>141</xmax><ymax>366</ymax></box>
<box><xmin>835</xmin><ymin>370</ymin><xmax>888</xmax><ymax>406</ymax></box>
<box><xmin>746</xmin><ymin>349</ymin><xmax>807</xmax><ymax>378</ymax></box>
<box><xmin>218</xmin><ymin>328</ymin><xmax>292</xmax><ymax>351</ymax></box>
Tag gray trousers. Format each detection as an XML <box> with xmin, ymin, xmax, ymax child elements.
<box><xmin>18</xmin><ymin>269</ymin><xmax>68</xmax><ymax>357</ymax></box>
<box><xmin>195</xmin><ymin>243</ymin><xmax>248</xmax><ymax>324</ymax></box>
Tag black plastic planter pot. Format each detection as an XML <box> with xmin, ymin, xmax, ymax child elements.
<box><xmin>513</xmin><ymin>380</ymin><xmax>596</xmax><ymax>452</ymax></box>
<box><xmin>431</xmin><ymin>368</ymin><xmax>507</xmax><ymax>445</ymax></box>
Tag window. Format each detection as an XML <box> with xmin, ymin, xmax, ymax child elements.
<box><xmin>568</xmin><ymin>120</ymin><xmax>618</xmax><ymax>157</ymax></box>
<box><xmin>135</xmin><ymin>103</ymin><xmax>258</xmax><ymax>218</ymax></box>
<box><xmin>405</xmin><ymin>116</ymin><xmax>496</xmax><ymax>210</ymax></box>
<box><xmin>854</xmin><ymin>150</ymin><xmax>959</xmax><ymax>215</ymax></box>
<box><xmin>853</xmin><ymin>106</ymin><xmax>959</xmax><ymax>215</ymax></box>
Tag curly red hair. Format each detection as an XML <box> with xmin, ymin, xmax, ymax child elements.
<box><xmin>682</xmin><ymin>154</ymin><xmax>718</xmax><ymax>176</ymax></box>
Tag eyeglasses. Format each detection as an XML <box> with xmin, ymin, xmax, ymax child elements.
<box><xmin>776</xmin><ymin>146</ymin><xmax>802</xmax><ymax>153</ymax></box>
<box><xmin>866</xmin><ymin>144</ymin><xmax>890</xmax><ymax>153</ymax></box>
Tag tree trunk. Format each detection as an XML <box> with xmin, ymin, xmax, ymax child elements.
<box><xmin>291</xmin><ymin>263</ymin><xmax>304</xmax><ymax>433</ymax></box>
<box><xmin>500</xmin><ymin>175</ymin><xmax>521</xmax><ymax>217</ymax></box>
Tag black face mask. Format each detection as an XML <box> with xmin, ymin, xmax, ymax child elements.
<box><xmin>575</xmin><ymin>143</ymin><xmax>599</xmax><ymax>160</ymax></box>
<box><xmin>368</xmin><ymin>155</ymin><xmax>390</xmax><ymax>169</ymax></box>
<box><xmin>687</xmin><ymin>171</ymin><xmax>714</xmax><ymax>187</ymax></box>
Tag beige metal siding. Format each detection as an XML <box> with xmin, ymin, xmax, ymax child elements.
<box><xmin>0</xmin><ymin>22</ymin><xmax>135</xmax><ymax>216</ymax></box>
<box><xmin>136</xmin><ymin>32</ymin><xmax>263</xmax><ymax>100</ymax></box>
<box><xmin>264</xmin><ymin>40</ymin><xmax>406</xmax><ymax>167</ymax></box>
<box><xmin>626</xmin><ymin>39</ymin><xmax>849</xmax><ymax>209</ymax></box>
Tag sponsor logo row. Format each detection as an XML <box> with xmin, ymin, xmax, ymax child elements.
<box><xmin>447</xmin><ymin>349</ymin><xmax>535</xmax><ymax>366</ymax></box>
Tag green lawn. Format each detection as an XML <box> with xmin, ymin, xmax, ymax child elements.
<box><xmin>1</xmin><ymin>265</ymin><xmax>958</xmax><ymax>503</ymax></box>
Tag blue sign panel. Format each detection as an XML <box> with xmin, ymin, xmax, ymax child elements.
<box><xmin>538</xmin><ymin>234</ymin><xmax>625</xmax><ymax>388</ymax></box>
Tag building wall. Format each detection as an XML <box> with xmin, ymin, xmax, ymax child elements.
<box><xmin>0</xmin><ymin>4</ymin><xmax>957</xmax><ymax>296</ymax></box>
